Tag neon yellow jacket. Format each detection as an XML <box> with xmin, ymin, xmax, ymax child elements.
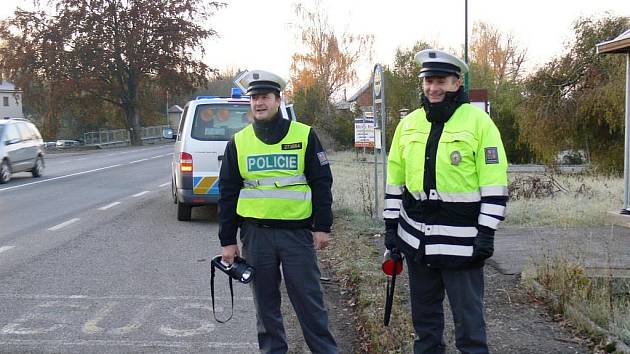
<box><xmin>384</xmin><ymin>103</ymin><xmax>508</xmax><ymax>267</ymax></box>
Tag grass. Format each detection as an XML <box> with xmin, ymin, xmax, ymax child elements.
<box><xmin>326</xmin><ymin>150</ymin><xmax>630</xmax><ymax>351</ymax></box>
<box><xmin>326</xmin><ymin>151</ymin><xmax>412</xmax><ymax>352</ymax></box>
<box><xmin>506</xmin><ymin>173</ymin><xmax>623</xmax><ymax>226</ymax></box>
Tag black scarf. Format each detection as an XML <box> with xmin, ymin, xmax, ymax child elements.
<box><xmin>420</xmin><ymin>87</ymin><xmax>470</xmax><ymax>123</ymax></box>
<box><xmin>252</xmin><ymin>109</ymin><xmax>289</xmax><ymax>145</ymax></box>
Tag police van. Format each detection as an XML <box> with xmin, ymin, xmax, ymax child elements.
<box><xmin>163</xmin><ymin>88</ymin><xmax>296</xmax><ymax>221</ymax></box>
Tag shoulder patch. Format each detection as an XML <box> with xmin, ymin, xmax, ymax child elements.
<box><xmin>282</xmin><ymin>142</ymin><xmax>303</xmax><ymax>150</ymax></box>
<box><xmin>484</xmin><ymin>147</ymin><xmax>499</xmax><ymax>164</ymax></box>
<box><xmin>317</xmin><ymin>151</ymin><xmax>329</xmax><ymax>166</ymax></box>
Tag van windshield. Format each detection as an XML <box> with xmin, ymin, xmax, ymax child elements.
<box><xmin>191</xmin><ymin>104</ymin><xmax>253</xmax><ymax>141</ymax></box>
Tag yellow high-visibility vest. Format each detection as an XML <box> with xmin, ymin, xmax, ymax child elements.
<box><xmin>234</xmin><ymin>121</ymin><xmax>312</xmax><ymax>220</ymax></box>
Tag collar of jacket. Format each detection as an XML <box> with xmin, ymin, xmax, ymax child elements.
<box><xmin>420</xmin><ymin>87</ymin><xmax>470</xmax><ymax>123</ymax></box>
<box><xmin>252</xmin><ymin>109</ymin><xmax>290</xmax><ymax>145</ymax></box>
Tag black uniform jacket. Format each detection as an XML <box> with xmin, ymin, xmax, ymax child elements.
<box><xmin>218</xmin><ymin>110</ymin><xmax>333</xmax><ymax>246</ymax></box>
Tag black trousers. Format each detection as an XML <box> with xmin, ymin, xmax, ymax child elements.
<box><xmin>240</xmin><ymin>222</ymin><xmax>338</xmax><ymax>354</ymax></box>
<box><xmin>406</xmin><ymin>257</ymin><xmax>488</xmax><ymax>354</ymax></box>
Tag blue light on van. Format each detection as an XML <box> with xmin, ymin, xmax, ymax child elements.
<box><xmin>231</xmin><ymin>88</ymin><xmax>243</xmax><ymax>99</ymax></box>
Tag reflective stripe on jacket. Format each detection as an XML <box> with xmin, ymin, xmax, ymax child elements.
<box><xmin>384</xmin><ymin>103</ymin><xmax>508</xmax><ymax>267</ymax></box>
<box><xmin>235</xmin><ymin>121</ymin><xmax>312</xmax><ymax>220</ymax></box>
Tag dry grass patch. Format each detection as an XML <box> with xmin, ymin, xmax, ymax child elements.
<box><xmin>506</xmin><ymin>173</ymin><xmax>622</xmax><ymax>226</ymax></box>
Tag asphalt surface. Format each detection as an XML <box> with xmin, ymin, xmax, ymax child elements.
<box><xmin>0</xmin><ymin>144</ymin><xmax>258</xmax><ymax>353</ymax></box>
<box><xmin>492</xmin><ymin>225</ymin><xmax>630</xmax><ymax>278</ymax></box>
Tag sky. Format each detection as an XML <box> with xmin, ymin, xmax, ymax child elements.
<box><xmin>0</xmin><ymin>0</ymin><xmax>628</xmax><ymax>95</ymax></box>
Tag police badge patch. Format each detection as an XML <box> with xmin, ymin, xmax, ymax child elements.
<box><xmin>317</xmin><ymin>151</ymin><xmax>329</xmax><ymax>166</ymax></box>
<box><xmin>450</xmin><ymin>151</ymin><xmax>461</xmax><ymax>166</ymax></box>
<box><xmin>485</xmin><ymin>147</ymin><xmax>499</xmax><ymax>164</ymax></box>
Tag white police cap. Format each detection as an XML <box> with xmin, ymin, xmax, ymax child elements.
<box><xmin>234</xmin><ymin>70</ymin><xmax>287</xmax><ymax>95</ymax></box>
<box><xmin>415</xmin><ymin>49</ymin><xmax>469</xmax><ymax>78</ymax></box>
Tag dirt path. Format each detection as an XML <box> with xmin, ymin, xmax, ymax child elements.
<box><xmin>283</xmin><ymin>262</ymin><xmax>594</xmax><ymax>353</ymax></box>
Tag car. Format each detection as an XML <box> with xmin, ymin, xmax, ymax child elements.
<box><xmin>162</xmin><ymin>88</ymin><xmax>296</xmax><ymax>221</ymax></box>
<box><xmin>55</xmin><ymin>139</ymin><xmax>81</xmax><ymax>148</ymax></box>
<box><xmin>0</xmin><ymin>118</ymin><xmax>45</xmax><ymax>184</ymax></box>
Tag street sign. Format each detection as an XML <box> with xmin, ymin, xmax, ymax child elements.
<box><xmin>354</xmin><ymin>114</ymin><xmax>375</xmax><ymax>148</ymax></box>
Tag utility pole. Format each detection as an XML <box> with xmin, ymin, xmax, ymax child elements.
<box><xmin>464</xmin><ymin>0</ymin><xmax>469</xmax><ymax>91</ymax></box>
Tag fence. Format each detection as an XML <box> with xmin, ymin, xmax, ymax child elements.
<box><xmin>83</xmin><ymin>125</ymin><xmax>169</xmax><ymax>147</ymax></box>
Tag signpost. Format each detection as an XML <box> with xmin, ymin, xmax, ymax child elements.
<box><xmin>372</xmin><ymin>64</ymin><xmax>387</xmax><ymax>219</ymax></box>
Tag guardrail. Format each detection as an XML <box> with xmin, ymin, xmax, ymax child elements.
<box><xmin>83</xmin><ymin>125</ymin><xmax>169</xmax><ymax>147</ymax></box>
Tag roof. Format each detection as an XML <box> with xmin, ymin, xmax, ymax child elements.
<box><xmin>168</xmin><ymin>105</ymin><xmax>183</xmax><ymax>113</ymax></box>
<box><xmin>597</xmin><ymin>29</ymin><xmax>630</xmax><ymax>54</ymax></box>
<box><xmin>347</xmin><ymin>82</ymin><xmax>371</xmax><ymax>102</ymax></box>
<box><xmin>0</xmin><ymin>81</ymin><xmax>22</xmax><ymax>93</ymax></box>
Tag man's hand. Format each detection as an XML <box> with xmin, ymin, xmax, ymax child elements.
<box><xmin>385</xmin><ymin>227</ymin><xmax>397</xmax><ymax>250</ymax></box>
<box><xmin>472</xmin><ymin>232</ymin><xmax>494</xmax><ymax>261</ymax></box>
<box><xmin>221</xmin><ymin>244</ymin><xmax>240</xmax><ymax>265</ymax></box>
<box><xmin>312</xmin><ymin>231</ymin><xmax>330</xmax><ymax>250</ymax></box>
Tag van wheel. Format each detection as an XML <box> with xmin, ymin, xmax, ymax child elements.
<box><xmin>0</xmin><ymin>160</ymin><xmax>11</xmax><ymax>184</ymax></box>
<box><xmin>177</xmin><ymin>201</ymin><xmax>192</xmax><ymax>221</ymax></box>
<box><xmin>31</xmin><ymin>156</ymin><xmax>44</xmax><ymax>177</ymax></box>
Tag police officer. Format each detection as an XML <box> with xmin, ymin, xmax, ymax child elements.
<box><xmin>218</xmin><ymin>70</ymin><xmax>338</xmax><ymax>354</ymax></box>
<box><xmin>383</xmin><ymin>49</ymin><xmax>508</xmax><ymax>353</ymax></box>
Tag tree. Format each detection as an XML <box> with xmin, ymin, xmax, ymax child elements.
<box><xmin>468</xmin><ymin>21</ymin><xmax>532</xmax><ymax>163</ymax></box>
<box><xmin>519</xmin><ymin>15</ymin><xmax>628</xmax><ymax>172</ymax></box>
<box><xmin>469</xmin><ymin>22</ymin><xmax>526</xmax><ymax>98</ymax></box>
<box><xmin>289</xmin><ymin>0</ymin><xmax>373</xmax><ymax>130</ymax></box>
<box><xmin>380</xmin><ymin>41</ymin><xmax>430</xmax><ymax>150</ymax></box>
<box><xmin>0</xmin><ymin>0</ymin><xmax>221</xmax><ymax>145</ymax></box>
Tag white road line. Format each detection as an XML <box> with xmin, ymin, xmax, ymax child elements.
<box><xmin>159</xmin><ymin>182</ymin><xmax>170</xmax><ymax>187</ymax></box>
<box><xmin>128</xmin><ymin>158</ymin><xmax>149</xmax><ymax>164</ymax></box>
<box><xmin>0</xmin><ymin>246</ymin><xmax>16</xmax><ymax>254</ymax></box>
<box><xmin>132</xmin><ymin>191</ymin><xmax>150</xmax><ymax>197</ymax></box>
<box><xmin>0</xmin><ymin>164</ymin><xmax>122</xmax><ymax>192</ymax></box>
<box><xmin>48</xmin><ymin>218</ymin><xmax>80</xmax><ymax>231</ymax></box>
<box><xmin>98</xmin><ymin>202</ymin><xmax>121</xmax><ymax>211</ymax></box>
<box><xmin>150</xmin><ymin>155</ymin><xmax>161</xmax><ymax>159</ymax></box>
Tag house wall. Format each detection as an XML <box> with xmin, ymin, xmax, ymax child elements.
<box><xmin>0</xmin><ymin>91</ymin><xmax>24</xmax><ymax>119</ymax></box>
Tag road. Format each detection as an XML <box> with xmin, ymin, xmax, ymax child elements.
<box><xmin>0</xmin><ymin>144</ymin><xmax>257</xmax><ymax>353</ymax></box>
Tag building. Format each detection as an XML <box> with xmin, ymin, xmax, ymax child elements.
<box><xmin>0</xmin><ymin>81</ymin><xmax>24</xmax><ymax>119</ymax></box>
<box><xmin>168</xmin><ymin>105</ymin><xmax>184</xmax><ymax>128</ymax></box>
<box><xmin>347</xmin><ymin>82</ymin><xmax>373</xmax><ymax>114</ymax></box>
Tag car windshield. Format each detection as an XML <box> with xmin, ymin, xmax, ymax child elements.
<box><xmin>0</xmin><ymin>125</ymin><xmax>4</xmax><ymax>139</ymax></box>
<box><xmin>191</xmin><ymin>103</ymin><xmax>252</xmax><ymax>141</ymax></box>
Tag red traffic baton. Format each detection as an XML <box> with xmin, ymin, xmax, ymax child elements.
<box><xmin>382</xmin><ymin>249</ymin><xmax>403</xmax><ymax>326</ymax></box>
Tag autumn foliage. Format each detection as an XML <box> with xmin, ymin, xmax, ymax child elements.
<box><xmin>0</xmin><ymin>0</ymin><xmax>221</xmax><ymax>144</ymax></box>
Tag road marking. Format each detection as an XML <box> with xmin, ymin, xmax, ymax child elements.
<box><xmin>160</xmin><ymin>303</ymin><xmax>215</xmax><ymax>337</ymax></box>
<box><xmin>0</xmin><ymin>164</ymin><xmax>122</xmax><ymax>192</ymax></box>
<box><xmin>0</xmin><ymin>339</ymin><xmax>258</xmax><ymax>349</ymax></box>
<box><xmin>48</xmin><ymin>218</ymin><xmax>80</xmax><ymax>231</ymax></box>
<box><xmin>98</xmin><ymin>202</ymin><xmax>121</xmax><ymax>210</ymax></box>
<box><xmin>150</xmin><ymin>155</ymin><xmax>162</xmax><ymax>159</ymax></box>
<box><xmin>159</xmin><ymin>182</ymin><xmax>170</xmax><ymax>187</ymax></box>
<box><xmin>129</xmin><ymin>158</ymin><xmax>149</xmax><ymax>164</ymax></box>
<box><xmin>132</xmin><ymin>191</ymin><xmax>150</xmax><ymax>197</ymax></box>
<box><xmin>0</xmin><ymin>246</ymin><xmax>16</xmax><ymax>254</ymax></box>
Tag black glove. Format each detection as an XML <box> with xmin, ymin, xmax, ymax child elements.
<box><xmin>472</xmin><ymin>232</ymin><xmax>494</xmax><ymax>261</ymax></box>
<box><xmin>385</xmin><ymin>227</ymin><xmax>397</xmax><ymax>250</ymax></box>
